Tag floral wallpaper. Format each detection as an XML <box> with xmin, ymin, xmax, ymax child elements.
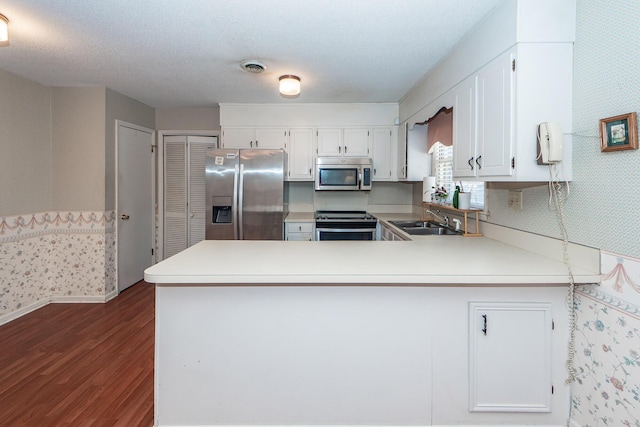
<box><xmin>572</xmin><ymin>251</ymin><xmax>640</xmax><ymax>427</ymax></box>
<box><xmin>0</xmin><ymin>211</ymin><xmax>115</xmax><ymax>322</ymax></box>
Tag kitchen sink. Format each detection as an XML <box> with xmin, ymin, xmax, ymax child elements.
<box><xmin>388</xmin><ymin>220</ymin><xmax>462</xmax><ymax>236</ymax></box>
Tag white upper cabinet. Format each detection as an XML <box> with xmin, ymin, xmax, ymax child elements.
<box><xmin>452</xmin><ymin>75</ymin><xmax>477</xmax><ymax>178</ymax></box>
<box><xmin>452</xmin><ymin>43</ymin><xmax>573</xmax><ymax>181</ymax></box>
<box><xmin>401</xmin><ymin>0</ymin><xmax>575</xmax><ymax>182</ymax></box>
<box><xmin>452</xmin><ymin>50</ymin><xmax>513</xmax><ymax>179</ymax></box>
<box><xmin>317</xmin><ymin>128</ymin><xmax>371</xmax><ymax>157</ymax></box>
<box><xmin>255</xmin><ymin>128</ymin><xmax>287</xmax><ymax>149</ymax></box>
<box><xmin>371</xmin><ymin>127</ymin><xmax>394</xmax><ymax>181</ymax></box>
<box><xmin>286</xmin><ymin>128</ymin><xmax>315</xmax><ymax>181</ymax></box>
<box><xmin>476</xmin><ymin>50</ymin><xmax>513</xmax><ymax>177</ymax></box>
<box><xmin>222</xmin><ymin>127</ymin><xmax>286</xmax><ymax>149</ymax></box>
<box><xmin>397</xmin><ymin>121</ymin><xmax>408</xmax><ymax>180</ymax></box>
<box><xmin>316</xmin><ymin>128</ymin><xmax>343</xmax><ymax>156</ymax></box>
<box><xmin>342</xmin><ymin>128</ymin><xmax>370</xmax><ymax>157</ymax></box>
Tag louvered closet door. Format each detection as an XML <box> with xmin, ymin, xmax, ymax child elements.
<box><xmin>188</xmin><ymin>137</ymin><xmax>217</xmax><ymax>247</ymax></box>
<box><xmin>163</xmin><ymin>136</ymin><xmax>188</xmax><ymax>258</ymax></box>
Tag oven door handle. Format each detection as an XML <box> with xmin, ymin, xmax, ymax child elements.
<box><xmin>316</xmin><ymin>228</ymin><xmax>377</xmax><ymax>233</ymax></box>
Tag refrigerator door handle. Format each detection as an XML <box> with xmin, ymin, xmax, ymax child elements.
<box><xmin>233</xmin><ymin>164</ymin><xmax>239</xmax><ymax>240</ymax></box>
<box><xmin>238</xmin><ymin>163</ymin><xmax>245</xmax><ymax>240</ymax></box>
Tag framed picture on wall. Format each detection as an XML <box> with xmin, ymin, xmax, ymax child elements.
<box><xmin>600</xmin><ymin>112</ymin><xmax>638</xmax><ymax>152</ymax></box>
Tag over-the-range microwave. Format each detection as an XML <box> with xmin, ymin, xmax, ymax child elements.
<box><xmin>315</xmin><ymin>157</ymin><xmax>372</xmax><ymax>191</ymax></box>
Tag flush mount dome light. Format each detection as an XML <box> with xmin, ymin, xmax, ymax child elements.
<box><xmin>279</xmin><ymin>75</ymin><xmax>301</xmax><ymax>96</ymax></box>
<box><xmin>0</xmin><ymin>13</ymin><xmax>9</xmax><ymax>47</ymax></box>
<box><xmin>241</xmin><ymin>60</ymin><xmax>266</xmax><ymax>73</ymax></box>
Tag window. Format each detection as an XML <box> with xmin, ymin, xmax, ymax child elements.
<box><xmin>430</xmin><ymin>142</ymin><xmax>485</xmax><ymax>210</ymax></box>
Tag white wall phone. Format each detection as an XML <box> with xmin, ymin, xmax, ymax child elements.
<box><xmin>537</xmin><ymin>122</ymin><xmax>564</xmax><ymax>164</ymax></box>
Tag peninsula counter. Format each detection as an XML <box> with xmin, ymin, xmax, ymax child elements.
<box><xmin>144</xmin><ymin>227</ymin><xmax>600</xmax><ymax>426</ymax></box>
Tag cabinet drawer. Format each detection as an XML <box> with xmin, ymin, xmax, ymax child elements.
<box><xmin>286</xmin><ymin>222</ymin><xmax>314</xmax><ymax>233</ymax></box>
<box><xmin>286</xmin><ymin>232</ymin><xmax>314</xmax><ymax>241</ymax></box>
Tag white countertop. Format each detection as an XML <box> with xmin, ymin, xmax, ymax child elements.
<box><xmin>145</xmin><ymin>214</ymin><xmax>601</xmax><ymax>285</ymax></box>
<box><xmin>283</xmin><ymin>211</ymin><xmax>315</xmax><ymax>222</ymax></box>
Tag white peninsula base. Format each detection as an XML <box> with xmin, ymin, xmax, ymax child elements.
<box><xmin>154</xmin><ymin>284</ymin><xmax>572</xmax><ymax>427</ymax></box>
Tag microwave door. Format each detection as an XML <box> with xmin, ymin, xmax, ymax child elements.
<box><xmin>318</xmin><ymin>167</ymin><xmax>358</xmax><ymax>190</ymax></box>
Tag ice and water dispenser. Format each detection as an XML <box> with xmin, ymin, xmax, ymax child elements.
<box><xmin>211</xmin><ymin>197</ymin><xmax>232</xmax><ymax>224</ymax></box>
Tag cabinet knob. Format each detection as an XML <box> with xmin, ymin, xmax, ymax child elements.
<box><xmin>344</xmin><ymin>146</ymin><xmax>348</xmax><ymax>153</ymax></box>
<box><xmin>468</xmin><ymin>157</ymin><xmax>474</xmax><ymax>170</ymax></box>
<box><xmin>121</xmin><ymin>214</ymin><xmax>130</xmax><ymax>220</ymax></box>
<box><xmin>476</xmin><ymin>156</ymin><xmax>482</xmax><ymax>170</ymax></box>
<box><xmin>256</xmin><ymin>140</ymin><xmax>259</xmax><ymax>147</ymax></box>
<box><xmin>338</xmin><ymin>146</ymin><xmax>342</xmax><ymax>153</ymax></box>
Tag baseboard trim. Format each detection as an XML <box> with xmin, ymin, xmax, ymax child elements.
<box><xmin>569</xmin><ymin>418</ymin><xmax>582</xmax><ymax>427</ymax></box>
<box><xmin>158</xmin><ymin>425</ymin><xmax>568</xmax><ymax>427</ymax></box>
<box><xmin>105</xmin><ymin>289</ymin><xmax>118</xmax><ymax>302</ymax></box>
<box><xmin>0</xmin><ymin>298</ymin><xmax>50</xmax><ymax>326</ymax></box>
<box><xmin>1</xmin><ymin>294</ymin><xmax>111</xmax><ymax>326</ymax></box>
<box><xmin>51</xmin><ymin>295</ymin><xmax>108</xmax><ymax>303</ymax></box>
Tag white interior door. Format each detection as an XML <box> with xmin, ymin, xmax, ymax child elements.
<box><xmin>117</xmin><ymin>121</ymin><xmax>155</xmax><ymax>291</ymax></box>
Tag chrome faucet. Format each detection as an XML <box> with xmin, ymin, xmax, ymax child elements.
<box><xmin>424</xmin><ymin>209</ymin><xmax>449</xmax><ymax>227</ymax></box>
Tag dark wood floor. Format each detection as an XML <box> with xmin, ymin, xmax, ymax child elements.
<box><xmin>0</xmin><ymin>281</ymin><xmax>154</xmax><ymax>426</ymax></box>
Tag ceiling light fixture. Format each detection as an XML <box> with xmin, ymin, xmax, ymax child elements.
<box><xmin>279</xmin><ymin>75</ymin><xmax>301</xmax><ymax>97</ymax></box>
<box><xmin>0</xmin><ymin>14</ymin><xmax>9</xmax><ymax>47</ymax></box>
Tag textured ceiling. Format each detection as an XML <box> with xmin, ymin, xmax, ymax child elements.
<box><xmin>0</xmin><ymin>0</ymin><xmax>503</xmax><ymax>109</ymax></box>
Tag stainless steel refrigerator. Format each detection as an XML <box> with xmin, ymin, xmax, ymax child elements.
<box><xmin>205</xmin><ymin>149</ymin><xmax>287</xmax><ymax>240</ymax></box>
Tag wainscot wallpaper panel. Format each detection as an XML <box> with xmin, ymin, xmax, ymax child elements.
<box><xmin>0</xmin><ymin>211</ymin><xmax>116</xmax><ymax>323</ymax></box>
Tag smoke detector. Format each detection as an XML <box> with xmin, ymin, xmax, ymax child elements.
<box><xmin>241</xmin><ymin>60</ymin><xmax>266</xmax><ymax>73</ymax></box>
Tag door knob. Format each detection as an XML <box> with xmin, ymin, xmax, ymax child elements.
<box><xmin>121</xmin><ymin>214</ymin><xmax>130</xmax><ymax>220</ymax></box>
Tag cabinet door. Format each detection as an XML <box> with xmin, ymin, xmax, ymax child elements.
<box><xmin>287</xmin><ymin>128</ymin><xmax>314</xmax><ymax>181</ymax></box>
<box><xmin>343</xmin><ymin>128</ymin><xmax>370</xmax><ymax>157</ymax></box>
<box><xmin>469</xmin><ymin>302</ymin><xmax>552</xmax><ymax>412</ymax></box>
<box><xmin>397</xmin><ymin>121</ymin><xmax>408</xmax><ymax>180</ymax></box>
<box><xmin>316</xmin><ymin>128</ymin><xmax>343</xmax><ymax>156</ymax></box>
<box><xmin>452</xmin><ymin>76</ymin><xmax>478</xmax><ymax>178</ymax></box>
<box><xmin>371</xmin><ymin>127</ymin><xmax>393</xmax><ymax>181</ymax></box>
<box><xmin>255</xmin><ymin>128</ymin><xmax>287</xmax><ymax>149</ymax></box>
<box><xmin>222</xmin><ymin>127</ymin><xmax>254</xmax><ymax>149</ymax></box>
<box><xmin>476</xmin><ymin>49</ymin><xmax>514</xmax><ymax>177</ymax></box>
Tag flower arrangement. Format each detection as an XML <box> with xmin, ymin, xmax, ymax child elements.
<box><xmin>434</xmin><ymin>186</ymin><xmax>449</xmax><ymax>204</ymax></box>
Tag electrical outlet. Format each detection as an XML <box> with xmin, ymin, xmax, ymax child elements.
<box><xmin>508</xmin><ymin>190</ymin><xmax>523</xmax><ymax>210</ymax></box>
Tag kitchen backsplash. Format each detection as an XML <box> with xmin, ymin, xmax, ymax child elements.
<box><xmin>0</xmin><ymin>211</ymin><xmax>116</xmax><ymax>324</ymax></box>
<box><xmin>287</xmin><ymin>181</ymin><xmax>415</xmax><ymax>213</ymax></box>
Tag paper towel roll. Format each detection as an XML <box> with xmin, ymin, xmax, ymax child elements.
<box><xmin>423</xmin><ymin>176</ymin><xmax>436</xmax><ymax>202</ymax></box>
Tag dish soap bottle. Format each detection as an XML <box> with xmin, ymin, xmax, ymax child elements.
<box><xmin>453</xmin><ymin>185</ymin><xmax>460</xmax><ymax>209</ymax></box>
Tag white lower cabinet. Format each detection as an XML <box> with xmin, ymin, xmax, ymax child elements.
<box><xmin>157</xmin><ymin>286</ymin><xmax>568</xmax><ymax>426</ymax></box>
<box><xmin>285</xmin><ymin>222</ymin><xmax>315</xmax><ymax>241</ymax></box>
<box><xmin>469</xmin><ymin>302</ymin><xmax>553</xmax><ymax>413</ymax></box>
<box><xmin>380</xmin><ymin>222</ymin><xmax>408</xmax><ymax>241</ymax></box>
